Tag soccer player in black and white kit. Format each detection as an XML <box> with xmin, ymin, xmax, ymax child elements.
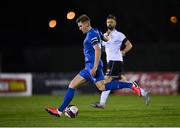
<box><xmin>92</xmin><ymin>14</ymin><xmax>150</xmax><ymax>108</ymax></box>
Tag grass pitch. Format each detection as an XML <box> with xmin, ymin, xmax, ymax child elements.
<box><xmin>0</xmin><ymin>94</ymin><xmax>180</xmax><ymax>127</ymax></box>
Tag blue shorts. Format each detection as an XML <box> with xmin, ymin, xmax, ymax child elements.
<box><xmin>79</xmin><ymin>63</ymin><xmax>104</xmax><ymax>84</ymax></box>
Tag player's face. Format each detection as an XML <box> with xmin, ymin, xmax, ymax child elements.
<box><xmin>106</xmin><ymin>18</ymin><xmax>116</xmax><ymax>30</ymax></box>
<box><xmin>77</xmin><ymin>21</ymin><xmax>89</xmax><ymax>34</ymax></box>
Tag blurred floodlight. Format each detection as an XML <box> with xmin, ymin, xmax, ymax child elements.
<box><xmin>170</xmin><ymin>16</ymin><xmax>177</xmax><ymax>24</ymax></box>
<box><xmin>49</xmin><ymin>19</ymin><xmax>57</xmax><ymax>28</ymax></box>
<box><xmin>67</xmin><ymin>11</ymin><xmax>76</xmax><ymax>20</ymax></box>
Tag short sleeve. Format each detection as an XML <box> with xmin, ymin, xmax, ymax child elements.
<box><xmin>90</xmin><ymin>36</ymin><xmax>99</xmax><ymax>46</ymax></box>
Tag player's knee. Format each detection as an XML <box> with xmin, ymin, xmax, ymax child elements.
<box><xmin>105</xmin><ymin>76</ymin><xmax>113</xmax><ymax>83</ymax></box>
<box><xmin>96</xmin><ymin>85</ymin><xmax>105</xmax><ymax>91</ymax></box>
<box><xmin>95</xmin><ymin>80</ymin><xmax>106</xmax><ymax>91</ymax></box>
<box><xmin>96</xmin><ymin>81</ymin><xmax>106</xmax><ymax>91</ymax></box>
<box><xmin>69</xmin><ymin>81</ymin><xmax>76</xmax><ymax>89</ymax></box>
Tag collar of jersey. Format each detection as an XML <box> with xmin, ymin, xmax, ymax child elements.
<box><xmin>86</xmin><ymin>27</ymin><xmax>93</xmax><ymax>34</ymax></box>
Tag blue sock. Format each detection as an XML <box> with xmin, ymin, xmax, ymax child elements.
<box><xmin>105</xmin><ymin>81</ymin><xmax>132</xmax><ymax>90</ymax></box>
<box><xmin>58</xmin><ymin>88</ymin><xmax>75</xmax><ymax>112</ymax></box>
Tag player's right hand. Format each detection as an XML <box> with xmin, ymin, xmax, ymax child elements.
<box><xmin>90</xmin><ymin>67</ymin><xmax>97</xmax><ymax>76</ymax></box>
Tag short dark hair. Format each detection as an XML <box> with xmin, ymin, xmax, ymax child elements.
<box><xmin>76</xmin><ymin>14</ymin><xmax>91</xmax><ymax>23</ymax></box>
<box><xmin>107</xmin><ymin>14</ymin><xmax>117</xmax><ymax>21</ymax></box>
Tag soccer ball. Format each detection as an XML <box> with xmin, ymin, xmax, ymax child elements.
<box><xmin>64</xmin><ymin>105</ymin><xmax>79</xmax><ymax>118</ymax></box>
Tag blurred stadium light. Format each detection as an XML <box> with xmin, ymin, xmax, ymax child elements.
<box><xmin>66</xmin><ymin>11</ymin><xmax>76</xmax><ymax>20</ymax></box>
<box><xmin>49</xmin><ymin>19</ymin><xmax>57</xmax><ymax>28</ymax></box>
<box><xmin>170</xmin><ymin>16</ymin><xmax>178</xmax><ymax>24</ymax></box>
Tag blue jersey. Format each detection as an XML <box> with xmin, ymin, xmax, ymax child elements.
<box><xmin>83</xmin><ymin>28</ymin><xmax>103</xmax><ymax>67</ymax></box>
<box><xmin>79</xmin><ymin>28</ymin><xmax>105</xmax><ymax>83</ymax></box>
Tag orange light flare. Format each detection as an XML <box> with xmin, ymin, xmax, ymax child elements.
<box><xmin>170</xmin><ymin>16</ymin><xmax>178</xmax><ymax>24</ymax></box>
<box><xmin>67</xmin><ymin>11</ymin><xmax>76</xmax><ymax>20</ymax></box>
<box><xmin>49</xmin><ymin>19</ymin><xmax>57</xmax><ymax>28</ymax></box>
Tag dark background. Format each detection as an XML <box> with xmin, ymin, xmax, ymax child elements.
<box><xmin>0</xmin><ymin>0</ymin><xmax>179</xmax><ymax>73</ymax></box>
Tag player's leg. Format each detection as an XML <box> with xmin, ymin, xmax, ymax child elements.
<box><xmin>95</xmin><ymin>80</ymin><xmax>142</xmax><ymax>98</ymax></box>
<box><xmin>120</xmin><ymin>74</ymin><xmax>150</xmax><ymax>105</ymax></box>
<box><xmin>94</xmin><ymin>61</ymin><xmax>139</xmax><ymax>94</ymax></box>
<box><xmin>98</xmin><ymin>74</ymin><xmax>127</xmax><ymax>107</ymax></box>
<box><xmin>57</xmin><ymin>74</ymin><xmax>86</xmax><ymax>112</ymax></box>
<box><xmin>95</xmin><ymin>75</ymin><xmax>142</xmax><ymax>97</ymax></box>
<box><xmin>119</xmin><ymin>74</ymin><xmax>151</xmax><ymax>105</ymax></box>
<box><xmin>94</xmin><ymin>66</ymin><xmax>138</xmax><ymax>94</ymax></box>
<box><xmin>99</xmin><ymin>61</ymin><xmax>128</xmax><ymax>106</ymax></box>
<box><xmin>46</xmin><ymin>74</ymin><xmax>86</xmax><ymax>117</ymax></box>
<box><xmin>91</xmin><ymin>76</ymin><xmax>112</xmax><ymax>108</ymax></box>
<box><xmin>96</xmin><ymin>79</ymin><xmax>134</xmax><ymax>91</ymax></box>
<box><xmin>99</xmin><ymin>76</ymin><xmax>113</xmax><ymax>105</ymax></box>
<box><xmin>92</xmin><ymin>61</ymin><xmax>115</xmax><ymax>108</ymax></box>
<box><xmin>94</xmin><ymin>64</ymin><xmax>150</xmax><ymax>106</ymax></box>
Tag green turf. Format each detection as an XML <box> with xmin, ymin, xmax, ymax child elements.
<box><xmin>0</xmin><ymin>94</ymin><xmax>180</xmax><ymax>127</ymax></box>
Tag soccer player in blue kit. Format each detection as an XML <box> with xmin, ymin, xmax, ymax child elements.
<box><xmin>45</xmin><ymin>14</ymin><xmax>142</xmax><ymax>117</ymax></box>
